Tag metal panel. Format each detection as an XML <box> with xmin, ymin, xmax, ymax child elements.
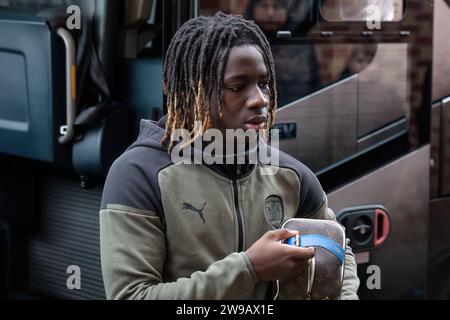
<box><xmin>0</xmin><ymin>17</ymin><xmax>57</xmax><ymax>162</ymax></box>
<box><xmin>275</xmin><ymin>76</ymin><xmax>358</xmax><ymax>172</ymax></box>
<box><xmin>441</xmin><ymin>98</ymin><xmax>450</xmax><ymax>195</ymax></box>
<box><xmin>430</xmin><ymin>102</ymin><xmax>441</xmax><ymax>197</ymax></box>
<box><xmin>358</xmin><ymin>43</ymin><xmax>409</xmax><ymax>137</ymax></box>
<box><xmin>327</xmin><ymin>146</ymin><xmax>430</xmax><ymax>299</ymax></box>
<box><xmin>428</xmin><ymin>196</ymin><xmax>450</xmax><ymax>299</ymax></box>
<box><xmin>432</xmin><ymin>0</ymin><xmax>450</xmax><ymax>102</ymax></box>
<box><xmin>275</xmin><ymin>43</ymin><xmax>409</xmax><ymax>173</ymax></box>
<box><xmin>357</xmin><ymin>118</ymin><xmax>408</xmax><ymax>151</ymax></box>
<box><xmin>0</xmin><ymin>51</ymin><xmax>29</xmax><ymax>131</ymax></box>
<box><xmin>29</xmin><ymin>177</ymin><xmax>105</xmax><ymax>300</ymax></box>
<box><xmin>429</xmin><ymin>197</ymin><xmax>450</xmax><ymax>261</ymax></box>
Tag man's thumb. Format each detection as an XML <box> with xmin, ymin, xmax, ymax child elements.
<box><xmin>269</xmin><ymin>229</ymin><xmax>298</xmax><ymax>241</ymax></box>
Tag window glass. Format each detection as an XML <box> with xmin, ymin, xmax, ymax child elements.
<box><xmin>0</xmin><ymin>0</ymin><xmax>77</xmax><ymax>11</ymax></box>
<box><xmin>275</xmin><ymin>43</ymin><xmax>409</xmax><ymax>171</ymax></box>
<box><xmin>199</xmin><ymin>1</ymin><xmax>383</xmax><ymax>106</ymax></box>
<box><xmin>273</xmin><ymin>42</ymin><xmax>380</xmax><ymax>106</ymax></box>
<box><xmin>272</xmin><ymin>43</ymin><xmax>321</xmax><ymax>106</ymax></box>
<box><xmin>199</xmin><ymin>1</ymin><xmax>410</xmax><ymax>172</ymax></box>
<box><xmin>320</xmin><ymin>0</ymin><xmax>405</xmax><ymax>22</ymax></box>
<box><xmin>200</xmin><ymin>0</ymin><xmax>316</xmax><ymax>36</ymax></box>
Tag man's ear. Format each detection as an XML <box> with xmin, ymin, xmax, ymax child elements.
<box><xmin>163</xmin><ymin>81</ymin><xmax>168</xmax><ymax>96</ymax></box>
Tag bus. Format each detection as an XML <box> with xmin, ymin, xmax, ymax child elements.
<box><xmin>0</xmin><ymin>0</ymin><xmax>448</xmax><ymax>300</ymax></box>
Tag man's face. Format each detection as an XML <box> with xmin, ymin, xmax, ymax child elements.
<box><xmin>211</xmin><ymin>45</ymin><xmax>270</xmax><ymax>133</ymax></box>
<box><xmin>253</xmin><ymin>0</ymin><xmax>288</xmax><ymax>32</ymax></box>
<box><xmin>348</xmin><ymin>49</ymin><xmax>372</xmax><ymax>74</ymax></box>
<box><xmin>274</xmin><ymin>46</ymin><xmax>314</xmax><ymax>83</ymax></box>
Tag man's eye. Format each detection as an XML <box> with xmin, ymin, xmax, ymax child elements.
<box><xmin>259</xmin><ymin>81</ymin><xmax>270</xmax><ymax>89</ymax></box>
<box><xmin>228</xmin><ymin>85</ymin><xmax>243</xmax><ymax>92</ymax></box>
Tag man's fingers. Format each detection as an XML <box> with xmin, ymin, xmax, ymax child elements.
<box><xmin>287</xmin><ymin>246</ymin><xmax>315</xmax><ymax>260</ymax></box>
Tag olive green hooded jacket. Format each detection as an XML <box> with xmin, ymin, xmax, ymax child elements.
<box><xmin>100</xmin><ymin>118</ymin><xmax>360</xmax><ymax>300</ymax></box>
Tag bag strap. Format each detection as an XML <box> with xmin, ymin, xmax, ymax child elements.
<box><xmin>288</xmin><ymin>234</ymin><xmax>345</xmax><ymax>265</ymax></box>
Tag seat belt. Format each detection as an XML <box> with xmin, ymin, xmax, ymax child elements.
<box><xmin>37</xmin><ymin>6</ymin><xmax>116</xmax><ymax>137</ymax></box>
<box><xmin>74</xmin><ymin>13</ymin><xmax>116</xmax><ymax>131</ymax></box>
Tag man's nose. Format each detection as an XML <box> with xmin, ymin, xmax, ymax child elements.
<box><xmin>248</xmin><ymin>85</ymin><xmax>269</xmax><ymax>110</ymax></box>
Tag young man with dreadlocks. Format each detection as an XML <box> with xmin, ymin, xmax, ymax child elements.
<box><xmin>100</xmin><ymin>12</ymin><xmax>359</xmax><ymax>300</ymax></box>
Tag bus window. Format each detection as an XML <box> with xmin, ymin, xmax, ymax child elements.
<box><xmin>198</xmin><ymin>0</ymin><xmax>410</xmax><ymax>172</ymax></box>
<box><xmin>121</xmin><ymin>0</ymin><xmax>163</xmax><ymax>58</ymax></box>
<box><xmin>0</xmin><ymin>0</ymin><xmax>76</xmax><ymax>12</ymax></box>
<box><xmin>275</xmin><ymin>41</ymin><xmax>409</xmax><ymax>171</ymax></box>
<box><xmin>199</xmin><ymin>0</ymin><xmax>316</xmax><ymax>34</ymax></box>
<box><xmin>273</xmin><ymin>42</ymin><xmax>381</xmax><ymax>106</ymax></box>
<box><xmin>199</xmin><ymin>1</ymin><xmax>321</xmax><ymax>105</ymax></box>
<box><xmin>320</xmin><ymin>0</ymin><xmax>405</xmax><ymax>22</ymax></box>
<box><xmin>272</xmin><ymin>44</ymin><xmax>321</xmax><ymax>106</ymax></box>
<box><xmin>199</xmin><ymin>1</ymin><xmax>381</xmax><ymax>106</ymax></box>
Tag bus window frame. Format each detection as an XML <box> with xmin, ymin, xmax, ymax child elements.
<box><xmin>167</xmin><ymin>0</ymin><xmax>432</xmax><ymax>190</ymax></box>
<box><xmin>319</xmin><ymin>0</ymin><xmax>407</xmax><ymax>23</ymax></box>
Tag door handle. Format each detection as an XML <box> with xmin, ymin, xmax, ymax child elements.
<box><xmin>374</xmin><ymin>208</ymin><xmax>390</xmax><ymax>247</ymax></box>
<box><xmin>56</xmin><ymin>28</ymin><xmax>77</xmax><ymax>144</ymax></box>
<box><xmin>336</xmin><ymin>205</ymin><xmax>391</xmax><ymax>251</ymax></box>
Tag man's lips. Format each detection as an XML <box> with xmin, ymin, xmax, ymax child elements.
<box><xmin>245</xmin><ymin>115</ymin><xmax>267</xmax><ymax>125</ymax></box>
<box><xmin>244</xmin><ymin>115</ymin><xmax>267</xmax><ymax>130</ymax></box>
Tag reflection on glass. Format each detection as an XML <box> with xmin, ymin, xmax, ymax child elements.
<box><xmin>340</xmin><ymin>43</ymin><xmax>377</xmax><ymax>79</ymax></box>
<box><xmin>200</xmin><ymin>0</ymin><xmax>321</xmax><ymax>106</ymax></box>
<box><xmin>274</xmin><ymin>43</ymin><xmax>379</xmax><ymax>107</ymax></box>
<box><xmin>275</xmin><ymin>43</ymin><xmax>409</xmax><ymax>172</ymax></box>
<box><xmin>0</xmin><ymin>0</ymin><xmax>76</xmax><ymax>11</ymax></box>
<box><xmin>272</xmin><ymin>44</ymin><xmax>321</xmax><ymax>106</ymax></box>
<box><xmin>244</xmin><ymin>0</ymin><xmax>290</xmax><ymax>35</ymax></box>
<box><xmin>200</xmin><ymin>0</ymin><xmax>315</xmax><ymax>32</ymax></box>
<box><xmin>198</xmin><ymin>2</ymin><xmax>410</xmax><ymax>172</ymax></box>
<box><xmin>321</xmin><ymin>0</ymin><xmax>404</xmax><ymax>22</ymax></box>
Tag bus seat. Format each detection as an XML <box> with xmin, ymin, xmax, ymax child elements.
<box><xmin>0</xmin><ymin>12</ymin><xmax>69</xmax><ymax>163</ymax></box>
<box><xmin>0</xmin><ymin>1</ymin><xmax>127</xmax><ymax>178</ymax></box>
<box><xmin>72</xmin><ymin>102</ymin><xmax>128</xmax><ymax>182</ymax></box>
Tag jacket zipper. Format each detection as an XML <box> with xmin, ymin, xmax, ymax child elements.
<box><xmin>233</xmin><ymin>165</ymin><xmax>244</xmax><ymax>252</ymax></box>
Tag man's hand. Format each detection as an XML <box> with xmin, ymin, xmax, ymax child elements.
<box><xmin>245</xmin><ymin>229</ymin><xmax>315</xmax><ymax>281</ymax></box>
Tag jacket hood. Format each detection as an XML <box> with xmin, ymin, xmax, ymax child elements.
<box><xmin>125</xmin><ymin>115</ymin><xmax>279</xmax><ymax>179</ymax></box>
<box><xmin>127</xmin><ymin>116</ymin><xmax>168</xmax><ymax>153</ymax></box>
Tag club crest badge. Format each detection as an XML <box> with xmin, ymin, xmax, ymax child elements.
<box><xmin>265</xmin><ymin>196</ymin><xmax>284</xmax><ymax>228</ymax></box>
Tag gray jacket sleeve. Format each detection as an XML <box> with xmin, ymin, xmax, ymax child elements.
<box><xmin>100</xmin><ymin>205</ymin><xmax>257</xmax><ymax>300</ymax></box>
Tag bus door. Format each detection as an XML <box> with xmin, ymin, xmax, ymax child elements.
<box><xmin>428</xmin><ymin>0</ymin><xmax>450</xmax><ymax>300</ymax></box>
<box><xmin>198</xmin><ymin>0</ymin><xmax>433</xmax><ymax>299</ymax></box>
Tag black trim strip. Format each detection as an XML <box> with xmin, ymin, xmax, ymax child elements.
<box><xmin>317</xmin><ymin>134</ymin><xmax>409</xmax><ymax>192</ymax></box>
<box><xmin>232</xmin><ymin>178</ymin><xmax>244</xmax><ymax>252</ymax></box>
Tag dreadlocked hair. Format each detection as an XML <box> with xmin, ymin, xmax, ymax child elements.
<box><xmin>162</xmin><ymin>11</ymin><xmax>278</xmax><ymax>154</ymax></box>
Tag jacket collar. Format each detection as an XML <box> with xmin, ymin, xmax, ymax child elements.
<box><xmin>158</xmin><ymin>114</ymin><xmax>260</xmax><ymax>179</ymax></box>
